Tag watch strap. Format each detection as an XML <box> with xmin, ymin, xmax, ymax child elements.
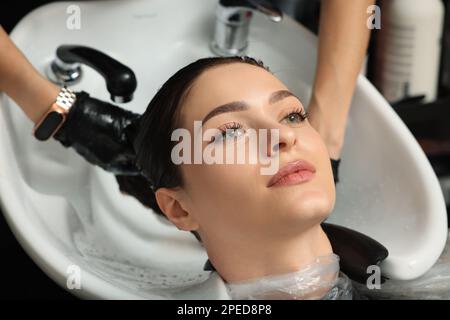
<box><xmin>33</xmin><ymin>87</ymin><xmax>76</xmax><ymax>141</ymax></box>
<box><xmin>55</xmin><ymin>87</ymin><xmax>76</xmax><ymax>111</ymax></box>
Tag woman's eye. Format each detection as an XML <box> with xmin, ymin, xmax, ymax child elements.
<box><xmin>222</xmin><ymin>127</ymin><xmax>245</xmax><ymax>140</ymax></box>
<box><xmin>281</xmin><ymin>110</ymin><xmax>308</xmax><ymax>125</ymax></box>
<box><xmin>213</xmin><ymin>124</ymin><xmax>245</xmax><ymax>143</ymax></box>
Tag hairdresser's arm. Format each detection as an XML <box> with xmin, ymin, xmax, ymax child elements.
<box><xmin>0</xmin><ymin>25</ymin><xmax>140</xmax><ymax>175</ymax></box>
<box><xmin>0</xmin><ymin>26</ymin><xmax>60</xmax><ymax>123</ymax></box>
<box><xmin>307</xmin><ymin>0</ymin><xmax>374</xmax><ymax>159</ymax></box>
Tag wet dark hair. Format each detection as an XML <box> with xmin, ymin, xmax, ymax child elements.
<box><xmin>116</xmin><ymin>56</ymin><xmax>270</xmax><ymax>243</ymax></box>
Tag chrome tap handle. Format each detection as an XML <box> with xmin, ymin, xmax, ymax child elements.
<box><xmin>211</xmin><ymin>0</ymin><xmax>283</xmax><ymax>56</ymax></box>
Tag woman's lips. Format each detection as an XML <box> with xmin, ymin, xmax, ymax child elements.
<box><xmin>267</xmin><ymin>159</ymin><xmax>316</xmax><ymax>187</ymax></box>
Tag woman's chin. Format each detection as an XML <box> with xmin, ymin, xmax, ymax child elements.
<box><xmin>284</xmin><ymin>189</ymin><xmax>334</xmax><ymax>222</ymax></box>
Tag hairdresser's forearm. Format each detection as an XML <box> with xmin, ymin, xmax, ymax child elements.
<box><xmin>0</xmin><ymin>26</ymin><xmax>59</xmax><ymax>124</ymax></box>
<box><xmin>308</xmin><ymin>0</ymin><xmax>374</xmax><ymax>159</ymax></box>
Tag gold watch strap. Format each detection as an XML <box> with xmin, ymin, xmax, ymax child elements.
<box><xmin>55</xmin><ymin>87</ymin><xmax>76</xmax><ymax>110</ymax></box>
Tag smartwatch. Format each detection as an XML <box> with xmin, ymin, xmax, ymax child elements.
<box><xmin>33</xmin><ymin>87</ymin><xmax>76</xmax><ymax>141</ymax></box>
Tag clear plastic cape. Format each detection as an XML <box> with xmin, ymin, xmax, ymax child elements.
<box><xmin>224</xmin><ymin>253</ymin><xmax>352</xmax><ymax>300</ymax></box>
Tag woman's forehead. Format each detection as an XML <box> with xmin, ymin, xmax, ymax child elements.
<box><xmin>194</xmin><ymin>62</ymin><xmax>279</xmax><ymax>89</ymax></box>
<box><xmin>180</xmin><ymin>63</ymin><xmax>288</xmax><ymax>124</ymax></box>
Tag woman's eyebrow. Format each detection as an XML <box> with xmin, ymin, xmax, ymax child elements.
<box><xmin>201</xmin><ymin>90</ymin><xmax>299</xmax><ymax>126</ymax></box>
<box><xmin>202</xmin><ymin>101</ymin><xmax>248</xmax><ymax>125</ymax></box>
<box><xmin>269</xmin><ymin>90</ymin><xmax>299</xmax><ymax>104</ymax></box>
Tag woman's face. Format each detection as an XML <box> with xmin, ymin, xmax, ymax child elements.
<box><xmin>173</xmin><ymin>63</ymin><xmax>335</xmax><ymax>245</ymax></box>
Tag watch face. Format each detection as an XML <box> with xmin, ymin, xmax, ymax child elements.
<box><xmin>34</xmin><ymin>111</ymin><xmax>64</xmax><ymax>141</ymax></box>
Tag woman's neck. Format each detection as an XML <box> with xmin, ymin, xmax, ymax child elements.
<box><xmin>204</xmin><ymin>224</ymin><xmax>333</xmax><ymax>284</ymax></box>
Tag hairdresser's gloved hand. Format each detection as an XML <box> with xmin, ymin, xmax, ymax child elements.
<box><xmin>53</xmin><ymin>91</ymin><xmax>141</xmax><ymax>175</ymax></box>
<box><xmin>331</xmin><ymin>158</ymin><xmax>341</xmax><ymax>184</ymax></box>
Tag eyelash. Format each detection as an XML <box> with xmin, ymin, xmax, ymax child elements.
<box><xmin>281</xmin><ymin>107</ymin><xmax>308</xmax><ymax>124</ymax></box>
<box><xmin>212</xmin><ymin>107</ymin><xmax>308</xmax><ymax>142</ymax></box>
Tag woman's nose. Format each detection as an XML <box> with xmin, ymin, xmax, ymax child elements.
<box><xmin>266</xmin><ymin>125</ymin><xmax>297</xmax><ymax>157</ymax></box>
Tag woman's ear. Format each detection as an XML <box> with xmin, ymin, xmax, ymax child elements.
<box><xmin>154</xmin><ymin>188</ymin><xmax>199</xmax><ymax>232</ymax></box>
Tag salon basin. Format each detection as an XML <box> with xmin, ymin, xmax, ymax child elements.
<box><xmin>0</xmin><ymin>0</ymin><xmax>447</xmax><ymax>299</ymax></box>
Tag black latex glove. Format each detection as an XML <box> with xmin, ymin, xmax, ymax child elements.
<box><xmin>53</xmin><ymin>91</ymin><xmax>141</xmax><ymax>175</ymax></box>
<box><xmin>331</xmin><ymin>158</ymin><xmax>341</xmax><ymax>184</ymax></box>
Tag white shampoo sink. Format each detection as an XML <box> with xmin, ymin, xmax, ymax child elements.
<box><xmin>0</xmin><ymin>0</ymin><xmax>447</xmax><ymax>299</ymax></box>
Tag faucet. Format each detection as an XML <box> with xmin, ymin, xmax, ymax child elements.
<box><xmin>210</xmin><ymin>0</ymin><xmax>283</xmax><ymax>57</ymax></box>
<box><xmin>46</xmin><ymin>45</ymin><xmax>137</xmax><ymax>103</ymax></box>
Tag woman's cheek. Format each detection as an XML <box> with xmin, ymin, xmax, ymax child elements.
<box><xmin>202</xmin><ymin>162</ymin><xmax>254</xmax><ymax>191</ymax></box>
